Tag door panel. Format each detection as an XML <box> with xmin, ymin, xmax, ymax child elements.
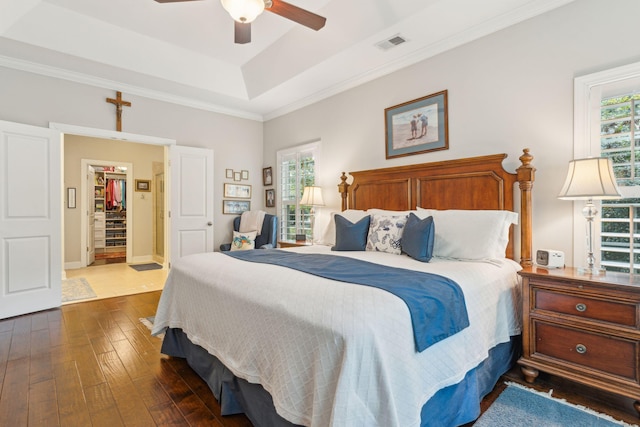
<box><xmin>0</xmin><ymin>120</ymin><xmax>61</xmax><ymax>319</ymax></box>
<box><xmin>170</xmin><ymin>145</ymin><xmax>214</xmax><ymax>264</ymax></box>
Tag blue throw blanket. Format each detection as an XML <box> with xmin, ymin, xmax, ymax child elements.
<box><xmin>223</xmin><ymin>250</ymin><xmax>469</xmax><ymax>352</ymax></box>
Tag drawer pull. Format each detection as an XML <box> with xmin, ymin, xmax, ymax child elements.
<box><xmin>575</xmin><ymin>303</ymin><xmax>587</xmax><ymax>312</ymax></box>
<box><xmin>576</xmin><ymin>344</ymin><xmax>587</xmax><ymax>354</ymax></box>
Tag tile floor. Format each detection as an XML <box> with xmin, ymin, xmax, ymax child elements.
<box><xmin>64</xmin><ymin>262</ymin><xmax>168</xmax><ymax>304</ymax></box>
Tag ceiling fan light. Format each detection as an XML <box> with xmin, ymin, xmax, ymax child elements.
<box><xmin>221</xmin><ymin>0</ymin><xmax>265</xmax><ymax>23</ymax></box>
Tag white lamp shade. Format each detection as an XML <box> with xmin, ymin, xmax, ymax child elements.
<box><xmin>220</xmin><ymin>0</ymin><xmax>265</xmax><ymax>23</ymax></box>
<box><xmin>558</xmin><ymin>157</ymin><xmax>622</xmax><ymax>200</ymax></box>
<box><xmin>300</xmin><ymin>186</ymin><xmax>325</xmax><ymax>206</ymax></box>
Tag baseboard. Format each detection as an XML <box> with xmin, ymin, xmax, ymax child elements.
<box><xmin>130</xmin><ymin>255</ymin><xmax>154</xmax><ymax>264</ymax></box>
<box><xmin>65</xmin><ymin>261</ymin><xmax>83</xmax><ymax>270</ymax></box>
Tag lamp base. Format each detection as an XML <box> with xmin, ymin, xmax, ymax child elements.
<box><xmin>577</xmin><ymin>266</ymin><xmax>606</xmax><ymax>276</ymax></box>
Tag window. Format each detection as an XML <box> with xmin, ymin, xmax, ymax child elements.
<box><xmin>600</xmin><ymin>94</ymin><xmax>640</xmax><ymax>272</ymax></box>
<box><xmin>574</xmin><ymin>62</ymin><xmax>640</xmax><ymax>273</ymax></box>
<box><xmin>276</xmin><ymin>141</ymin><xmax>320</xmax><ymax>241</ymax></box>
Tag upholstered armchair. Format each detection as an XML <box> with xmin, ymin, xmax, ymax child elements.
<box><xmin>219</xmin><ymin>213</ymin><xmax>278</xmax><ymax>251</ymax></box>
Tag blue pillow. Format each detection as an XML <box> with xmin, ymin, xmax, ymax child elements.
<box><xmin>331</xmin><ymin>214</ymin><xmax>370</xmax><ymax>251</ymax></box>
<box><xmin>401</xmin><ymin>213</ymin><xmax>435</xmax><ymax>262</ymax></box>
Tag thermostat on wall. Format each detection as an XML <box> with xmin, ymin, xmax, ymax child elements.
<box><xmin>536</xmin><ymin>249</ymin><xmax>565</xmax><ymax>268</ymax></box>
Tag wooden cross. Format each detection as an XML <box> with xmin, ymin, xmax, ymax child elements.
<box><xmin>106</xmin><ymin>91</ymin><xmax>131</xmax><ymax>132</ymax></box>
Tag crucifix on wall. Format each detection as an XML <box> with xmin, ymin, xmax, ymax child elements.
<box><xmin>106</xmin><ymin>91</ymin><xmax>131</xmax><ymax>132</ymax></box>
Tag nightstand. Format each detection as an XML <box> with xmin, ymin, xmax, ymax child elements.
<box><xmin>518</xmin><ymin>267</ymin><xmax>640</xmax><ymax>416</ymax></box>
<box><xmin>277</xmin><ymin>240</ymin><xmax>312</xmax><ymax>248</ymax></box>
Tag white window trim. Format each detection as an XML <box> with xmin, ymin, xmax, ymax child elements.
<box><xmin>573</xmin><ymin>61</ymin><xmax>640</xmax><ymax>267</ymax></box>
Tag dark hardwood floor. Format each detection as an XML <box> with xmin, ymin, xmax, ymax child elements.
<box><xmin>0</xmin><ymin>290</ymin><xmax>638</xmax><ymax>426</ymax></box>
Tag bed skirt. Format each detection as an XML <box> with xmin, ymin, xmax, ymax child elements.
<box><xmin>161</xmin><ymin>328</ymin><xmax>520</xmax><ymax>427</ymax></box>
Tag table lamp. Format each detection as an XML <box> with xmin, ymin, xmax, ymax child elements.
<box><xmin>300</xmin><ymin>186</ymin><xmax>325</xmax><ymax>242</ymax></box>
<box><xmin>558</xmin><ymin>157</ymin><xmax>622</xmax><ymax>275</ymax></box>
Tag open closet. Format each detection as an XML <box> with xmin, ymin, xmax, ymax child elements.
<box><xmin>90</xmin><ymin>165</ymin><xmax>128</xmax><ymax>265</ymax></box>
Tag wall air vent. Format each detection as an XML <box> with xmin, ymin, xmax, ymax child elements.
<box><xmin>376</xmin><ymin>34</ymin><xmax>407</xmax><ymax>51</ymax></box>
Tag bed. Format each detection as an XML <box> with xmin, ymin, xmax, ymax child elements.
<box><xmin>153</xmin><ymin>149</ymin><xmax>536</xmax><ymax>427</ymax></box>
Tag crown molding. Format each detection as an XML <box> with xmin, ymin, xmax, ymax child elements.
<box><xmin>264</xmin><ymin>0</ymin><xmax>576</xmax><ymax>120</ymax></box>
<box><xmin>1</xmin><ymin>0</ymin><xmax>575</xmax><ymax>123</ymax></box>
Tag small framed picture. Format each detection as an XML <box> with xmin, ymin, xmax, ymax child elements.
<box><xmin>135</xmin><ymin>179</ymin><xmax>151</xmax><ymax>192</ymax></box>
<box><xmin>241</xmin><ymin>170</ymin><xmax>249</xmax><ymax>180</ymax></box>
<box><xmin>225</xmin><ymin>169</ymin><xmax>234</xmax><ymax>179</ymax></box>
<box><xmin>263</xmin><ymin>167</ymin><xmax>273</xmax><ymax>186</ymax></box>
<box><xmin>234</xmin><ymin>171</ymin><xmax>241</xmax><ymax>182</ymax></box>
<box><xmin>223</xmin><ymin>200</ymin><xmax>250</xmax><ymax>215</ymax></box>
<box><xmin>224</xmin><ymin>183</ymin><xmax>251</xmax><ymax>199</ymax></box>
<box><xmin>265</xmin><ymin>189</ymin><xmax>275</xmax><ymax>207</ymax></box>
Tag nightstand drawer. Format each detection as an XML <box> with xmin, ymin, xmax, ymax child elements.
<box><xmin>535</xmin><ymin>289</ymin><xmax>637</xmax><ymax>327</ymax></box>
<box><xmin>534</xmin><ymin>321</ymin><xmax>637</xmax><ymax>380</ymax></box>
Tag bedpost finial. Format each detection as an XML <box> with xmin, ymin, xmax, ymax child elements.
<box><xmin>519</xmin><ymin>148</ymin><xmax>533</xmax><ymax>167</ymax></box>
<box><xmin>338</xmin><ymin>172</ymin><xmax>350</xmax><ymax>211</ymax></box>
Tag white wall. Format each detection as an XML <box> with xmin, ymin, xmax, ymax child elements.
<box><xmin>263</xmin><ymin>0</ymin><xmax>640</xmax><ymax>265</ymax></box>
<box><xmin>0</xmin><ymin>66</ymin><xmax>264</xmax><ymax>252</ymax></box>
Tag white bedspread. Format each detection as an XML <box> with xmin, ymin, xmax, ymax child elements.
<box><xmin>153</xmin><ymin>246</ymin><xmax>522</xmax><ymax>427</ymax></box>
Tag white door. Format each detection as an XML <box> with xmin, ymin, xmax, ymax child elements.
<box><xmin>0</xmin><ymin>120</ymin><xmax>61</xmax><ymax>319</ymax></box>
<box><xmin>170</xmin><ymin>145</ymin><xmax>214</xmax><ymax>265</ymax></box>
<box><xmin>87</xmin><ymin>165</ymin><xmax>96</xmax><ymax>265</ymax></box>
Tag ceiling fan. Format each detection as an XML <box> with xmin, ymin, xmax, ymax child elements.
<box><xmin>154</xmin><ymin>0</ymin><xmax>327</xmax><ymax>44</ymax></box>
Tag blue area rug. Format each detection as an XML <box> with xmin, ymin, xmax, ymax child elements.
<box><xmin>475</xmin><ymin>383</ymin><xmax>636</xmax><ymax>427</ymax></box>
<box><xmin>129</xmin><ymin>263</ymin><xmax>163</xmax><ymax>272</ymax></box>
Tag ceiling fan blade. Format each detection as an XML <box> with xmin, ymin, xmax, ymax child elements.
<box><xmin>235</xmin><ymin>21</ymin><xmax>251</xmax><ymax>44</ymax></box>
<box><xmin>266</xmin><ymin>0</ymin><xmax>326</xmax><ymax>31</ymax></box>
<box><xmin>154</xmin><ymin>0</ymin><xmax>202</xmax><ymax>3</ymax></box>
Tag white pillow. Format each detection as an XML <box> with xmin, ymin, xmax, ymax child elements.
<box><xmin>320</xmin><ymin>210</ymin><xmax>368</xmax><ymax>246</ymax></box>
<box><xmin>230</xmin><ymin>230</ymin><xmax>257</xmax><ymax>251</ymax></box>
<box><xmin>416</xmin><ymin>208</ymin><xmax>518</xmax><ymax>260</ymax></box>
<box><xmin>366</xmin><ymin>214</ymin><xmax>408</xmax><ymax>255</ymax></box>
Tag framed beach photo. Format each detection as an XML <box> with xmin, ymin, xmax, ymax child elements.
<box><xmin>223</xmin><ymin>200</ymin><xmax>251</xmax><ymax>214</ymax></box>
<box><xmin>224</xmin><ymin>183</ymin><xmax>251</xmax><ymax>199</ymax></box>
<box><xmin>385</xmin><ymin>90</ymin><xmax>449</xmax><ymax>159</ymax></box>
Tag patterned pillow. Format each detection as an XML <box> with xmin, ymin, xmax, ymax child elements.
<box><xmin>230</xmin><ymin>230</ymin><xmax>257</xmax><ymax>251</ymax></box>
<box><xmin>366</xmin><ymin>214</ymin><xmax>408</xmax><ymax>254</ymax></box>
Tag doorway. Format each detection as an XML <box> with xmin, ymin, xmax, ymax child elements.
<box><xmin>66</xmin><ymin>136</ymin><xmax>164</xmax><ymax>270</ymax></box>
<box><xmin>58</xmin><ymin>123</ymin><xmax>173</xmax><ymax>300</ymax></box>
<box><xmin>85</xmin><ymin>161</ymin><xmax>132</xmax><ymax>266</ymax></box>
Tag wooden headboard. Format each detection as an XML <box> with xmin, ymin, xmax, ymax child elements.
<box><xmin>337</xmin><ymin>149</ymin><xmax>535</xmax><ymax>266</ymax></box>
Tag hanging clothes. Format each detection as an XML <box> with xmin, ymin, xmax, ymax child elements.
<box><xmin>105</xmin><ymin>178</ymin><xmax>114</xmax><ymax>209</ymax></box>
<box><xmin>105</xmin><ymin>177</ymin><xmax>126</xmax><ymax>210</ymax></box>
<box><xmin>113</xmin><ymin>178</ymin><xmax>122</xmax><ymax>207</ymax></box>
<box><xmin>120</xmin><ymin>179</ymin><xmax>126</xmax><ymax>210</ymax></box>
